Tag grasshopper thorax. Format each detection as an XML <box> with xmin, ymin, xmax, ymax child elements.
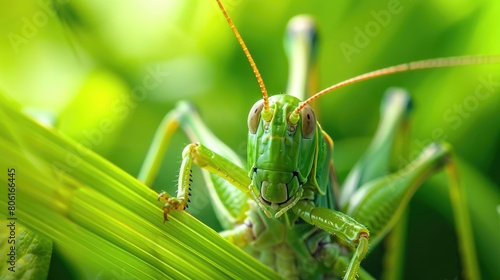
<box><xmin>247</xmin><ymin>94</ymin><xmax>317</xmax><ymax>217</ymax></box>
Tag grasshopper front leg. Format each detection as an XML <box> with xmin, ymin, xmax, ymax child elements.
<box><xmin>140</xmin><ymin>101</ymin><xmax>251</xmax><ymax>228</ymax></box>
<box><xmin>158</xmin><ymin>142</ymin><xmax>252</xmax><ymax>221</ymax></box>
<box><xmin>293</xmin><ymin>196</ymin><xmax>370</xmax><ymax>280</ymax></box>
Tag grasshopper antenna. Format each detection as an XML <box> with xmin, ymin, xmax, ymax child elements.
<box><xmin>216</xmin><ymin>0</ymin><xmax>272</xmax><ymax>120</ymax></box>
<box><xmin>293</xmin><ymin>55</ymin><xmax>500</xmax><ymax>115</ymax></box>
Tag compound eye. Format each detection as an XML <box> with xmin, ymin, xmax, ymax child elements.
<box><xmin>248</xmin><ymin>99</ymin><xmax>264</xmax><ymax>134</ymax></box>
<box><xmin>301</xmin><ymin>105</ymin><xmax>316</xmax><ymax>138</ymax></box>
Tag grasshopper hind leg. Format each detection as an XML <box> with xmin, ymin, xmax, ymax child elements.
<box><xmin>338</xmin><ymin>88</ymin><xmax>478</xmax><ymax>279</ymax></box>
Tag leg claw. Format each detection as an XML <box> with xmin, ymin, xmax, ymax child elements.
<box><xmin>157</xmin><ymin>191</ymin><xmax>186</xmax><ymax>222</ymax></box>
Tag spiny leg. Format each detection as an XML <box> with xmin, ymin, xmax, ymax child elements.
<box><xmin>345</xmin><ymin>143</ymin><xmax>480</xmax><ymax>280</ymax></box>
<box><xmin>140</xmin><ymin>102</ymin><xmax>250</xmax><ymax>227</ymax></box>
<box><xmin>158</xmin><ymin>142</ymin><xmax>253</xmax><ymax>221</ymax></box>
<box><xmin>292</xmin><ymin>193</ymin><xmax>370</xmax><ymax>280</ymax></box>
<box><xmin>334</xmin><ymin>257</ymin><xmax>375</xmax><ymax>280</ymax></box>
<box><xmin>300</xmin><ymin>229</ymin><xmax>374</xmax><ymax>280</ymax></box>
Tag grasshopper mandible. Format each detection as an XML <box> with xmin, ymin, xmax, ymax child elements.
<box><xmin>139</xmin><ymin>1</ymin><xmax>499</xmax><ymax>279</ymax></box>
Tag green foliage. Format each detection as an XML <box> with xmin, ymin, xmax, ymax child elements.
<box><xmin>0</xmin><ymin>95</ymin><xmax>278</xmax><ymax>279</ymax></box>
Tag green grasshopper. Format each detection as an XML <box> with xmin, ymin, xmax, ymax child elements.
<box><xmin>139</xmin><ymin>1</ymin><xmax>499</xmax><ymax>279</ymax></box>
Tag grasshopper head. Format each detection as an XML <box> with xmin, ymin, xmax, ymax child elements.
<box><xmin>247</xmin><ymin>95</ymin><xmax>317</xmax><ymax>217</ymax></box>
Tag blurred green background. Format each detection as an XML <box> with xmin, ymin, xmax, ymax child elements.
<box><xmin>0</xmin><ymin>0</ymin><xmax>499</xmax><ymax>279</ymax></box>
